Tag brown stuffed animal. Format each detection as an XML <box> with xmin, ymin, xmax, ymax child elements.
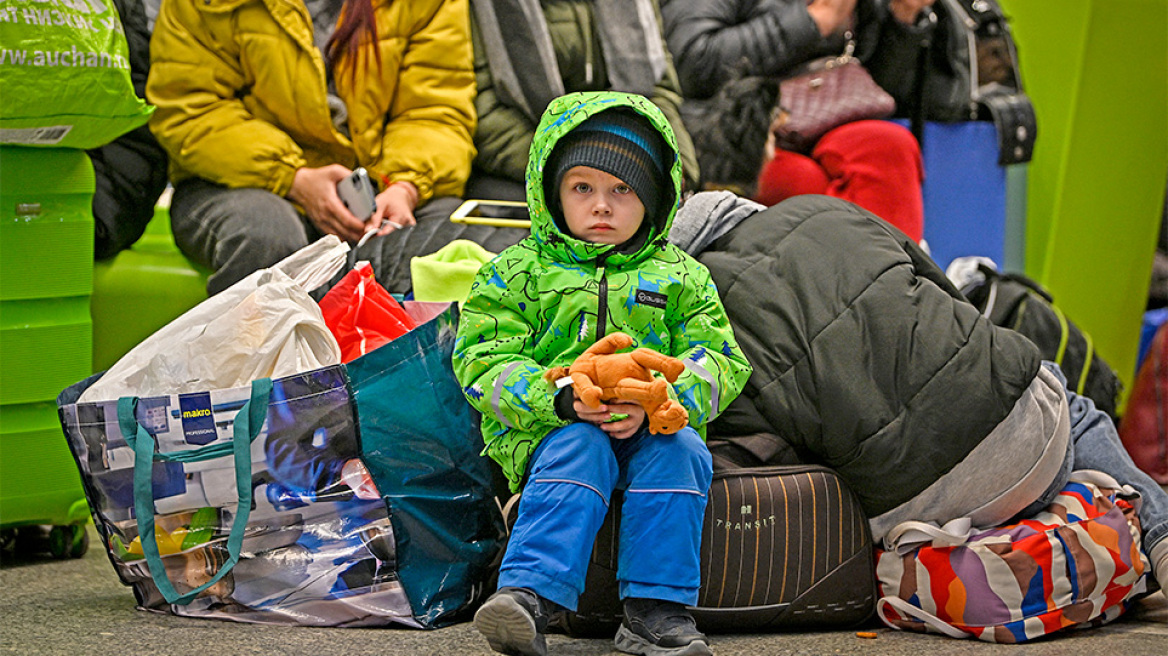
<box><xmin>547</xmin><ymin>332</ymin><xmax>689</xmax><ymax>434</ymax></box>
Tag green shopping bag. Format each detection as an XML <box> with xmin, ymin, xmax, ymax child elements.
<box><xmin>1</xmin><ymin>0</ymin><xmax>152</xmax><ymax>148</ymax></box>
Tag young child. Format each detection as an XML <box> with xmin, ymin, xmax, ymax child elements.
<box><xmin>453</xmin><ymin>92</ymin><xmax>752</xmax><ymax>656</ymax></box>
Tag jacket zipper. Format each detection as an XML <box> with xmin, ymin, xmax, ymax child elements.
<box><xmin>596</xmin><ymin>256</ymin><xmax>608</xmax><ymax>342</ymax></box>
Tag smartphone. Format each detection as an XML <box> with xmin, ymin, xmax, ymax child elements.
<box><xmin>337</xmin><ymin>167</ymin><xmax>377</xmax><ymax>222</ymax></box>
<box><xmin>449</xmin><ymin>199</ymin><xmax>530</xmax><ymax>228</ymax></box>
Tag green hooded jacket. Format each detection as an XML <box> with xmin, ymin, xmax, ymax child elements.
<box><xmin>452</xmin><ymin>91</ymin><xmax>752</xmax><ymax>491</ymax></box>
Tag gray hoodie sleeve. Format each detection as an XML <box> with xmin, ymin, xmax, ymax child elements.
<box><xmin>669</xmin><ymin>190</ymin><xmax>764</xmax><ymax>255</ymax></box>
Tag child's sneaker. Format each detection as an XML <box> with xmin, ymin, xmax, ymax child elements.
<box><xmin>614</xmin><ymin>598</ymin><xmax>713</xmax><ymax>656</ymax></box>
<box><xmin>474</xmin><ymin>587</ymin><xmax>552</xmax><ymax>656</ymax></box>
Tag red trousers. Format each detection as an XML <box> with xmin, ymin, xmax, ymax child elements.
<box><xmin>755</xmin><ymin>120</ymin><xmax>925</xmax><ymax>241</ymax></box>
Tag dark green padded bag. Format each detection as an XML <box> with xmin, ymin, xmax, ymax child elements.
<box><xmin>963</xmin><ymin>265</ymin><xmax>1123</xmax><ymax>419</ymax></box>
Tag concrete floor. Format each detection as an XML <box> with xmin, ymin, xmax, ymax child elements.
<box><xmin>2</xmin><ymin>525</ymin><xmax>1167</xmax><ymax>656</ymax></box>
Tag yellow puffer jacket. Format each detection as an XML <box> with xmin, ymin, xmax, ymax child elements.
<box><xmin>147</xmin><ymin>0</ymin><xmax>476</xmax><ymax>203</ymax></box>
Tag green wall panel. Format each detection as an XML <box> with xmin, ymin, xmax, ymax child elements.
<box><xmin>1001</xmin><ymin>0</ymin><xmax>1168</xmax><ymax>402</ymax></box>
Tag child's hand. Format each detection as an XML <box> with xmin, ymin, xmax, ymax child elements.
<box><xmin>574</xmin><ymin>397</ymin><xmax>613</xmax><ymax>425</ymax></box>
<box><xmin>574</xmin><ymin>399</ymin><xmax>645</xmax><ymax>440</ymax></box>
<box><xmin>574</xmin><ymin>397</ymin><xmax>645</xmax><ymax>438</ymax></box>
<box><xmin>601</xmin><ymin>402</ymin><xmax>646</xmax><ymax>439</ymax></box>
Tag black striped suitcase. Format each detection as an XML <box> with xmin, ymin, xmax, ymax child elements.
<box><xmin>555</xmin><ymin>465</ymin><xmax>876</xmax><ymax>636</ymax></box>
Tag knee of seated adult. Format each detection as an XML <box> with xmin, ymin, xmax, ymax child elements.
<box><xmin>881</xmin><ymin>121</ymin><xmax>923</xmax><ymax>154</ymax></box>
<box><xmin>824</xmin><ymin>120</ymin><xmax>921</xmax><ymax>161</ymax></box>
<box><xmin>866</xmin><ymin>121</ymin><xmax>922</xmax><ymax>160</ymax></box>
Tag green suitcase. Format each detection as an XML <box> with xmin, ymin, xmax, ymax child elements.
<box><xmin>0</xmin><ymin>145</ymin><xmax>94</xmax><ymax>558</ymax></box>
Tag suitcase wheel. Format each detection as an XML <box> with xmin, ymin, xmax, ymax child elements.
<box><xmin>48</xmin><ymin>524</ymin><xmax>89</xmax><ymax>560</ymax></box>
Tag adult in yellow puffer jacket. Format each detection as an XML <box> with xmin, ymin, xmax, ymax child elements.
<box><xmin>148</xmin><ymin>0</ymin><xmax>525</xmax><ymax>295</ymax></box>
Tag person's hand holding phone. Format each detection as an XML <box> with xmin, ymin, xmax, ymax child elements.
<box><xmin>287</xmin><ymin>164</ymin><xmax>368</xmax><ymax>242</ymax></box>
<box><xmin>369</xmin><ymin>181</ymin><xmax>419</xmax><ymax>236</ymax></box>
<box><xmin>337</xmin><ymin>168</ymin><xmax>378</xmax><ymax>224</ymax></box>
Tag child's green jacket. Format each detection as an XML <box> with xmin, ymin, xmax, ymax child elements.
<box><xmin>452</xmin><ymin>91</ymin><xmax>752</xmax><ymax>491</ymax></box>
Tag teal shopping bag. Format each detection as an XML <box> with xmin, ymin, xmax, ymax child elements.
<box><xmin>347</xmin><ymin>304</ymin><xmax>505</xmax><ymax>626</ymax></box>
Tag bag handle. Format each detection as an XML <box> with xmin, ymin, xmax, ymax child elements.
<box><xmin>877</xmin><ymin>596</ymin><xmax>972</xmax><ymax>639</ymax></box>
<box><xmin>885</xmin><ymin>470</ymin><xmax>1138</xmax><ymax>556</ymax></box>
<box><xmin>117</xmin><ymin>378</ymin><xmax>272</xmax><ymax>605</ymax></box>
<box><xmin>1068</xmin><ymin>469</ymin><xmax>1141</xmax><ymax>507</ymax></box>
<box><xmin>883</xmin><ymin>517</ymin><xmax>974</xmax><ymax>555</ymax></box>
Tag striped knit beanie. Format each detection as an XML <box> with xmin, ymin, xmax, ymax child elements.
<box><xmin>546</xmin><ymin>108</ymin><xmax>670</xmax><ymax>228</ymax></box>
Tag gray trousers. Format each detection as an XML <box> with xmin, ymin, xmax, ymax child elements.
<box><xmin>171</xmin><ymin>178</ymin><xmax>527</xmax><ymax>296</ymax></box>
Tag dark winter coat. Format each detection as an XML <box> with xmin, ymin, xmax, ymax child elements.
<box><xmin>659</xmin><ymin>0</ymin><xmax>933</xmax><ymax>107</ymax></box>
<box><xmin>87</xmin><ymin>0</ymin><xmax>169</xmax><ymax>259</ymax></box>
<box><xmin>696</xmin><ymin>195</ymin><xmax>1042</xmax><ymax>517</ymax></box>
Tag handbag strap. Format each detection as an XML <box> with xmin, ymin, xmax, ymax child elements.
<box><xmin>836</xmin><ymin>11</ymin><xmax>859</xmax><ymax>62</ymax></box>
<box><xmin>842</xmin><ymin>29</ymin><xmax>858</xmax><ymax>60</ymax></box>
<box><xmin>783</xmin><ymin>26</ymin><xmax>858</xmax><ymax>78</ymax></box>
<box><xmin>1068</xmin><ymin>469</ymin><xmax>1141</xmax><ymax>504</ymax></box>
<box><xmin>117</xmin><ymin>378</ymin><xmax>272</xmax><ymax>605</ymax></box>
<box><xmin>883</xmin><ymin>517</ymin><xmax>974</xmax><ymax>555</ymax></box>
<box><xmin>877</xmin><ymin>596</ymin><xmax>972</xmax><ymax>639</ymax></box>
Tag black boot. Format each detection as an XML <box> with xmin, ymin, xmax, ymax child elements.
<box><xmin>474</xmin><ymin>587</ymin><xmax>553</xmax><ymax>656</ymax></box>
<box><xmin>614</xmin><ymin>597</ymin><xmax>712</xmax><ymax>656</ymax></box>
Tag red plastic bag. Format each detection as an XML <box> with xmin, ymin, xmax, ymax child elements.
<box><xmin>319</xmin><ymin>262</ymin><xmax>416</xmax><ymax>362</ymax></box>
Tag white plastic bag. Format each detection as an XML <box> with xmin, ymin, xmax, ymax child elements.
<box><xmin>80</xmin><ymin>237</ymin><xmax>350</xmax><ymax>402</ymax></box>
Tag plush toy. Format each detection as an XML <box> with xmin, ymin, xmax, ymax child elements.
<box><xmin>547</xmin><ymin>332</ymin><xmax>689</xmax><ymax>434</ymax></box>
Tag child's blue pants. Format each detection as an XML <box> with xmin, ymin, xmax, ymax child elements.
<box><xmin>497</xmin><ymin>422</ymin><xmax>713</xmax><ymax>611</ymax></box>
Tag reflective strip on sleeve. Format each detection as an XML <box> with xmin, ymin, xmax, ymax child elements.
<box><xmin>684</xmin><ymin>358</ymin><xmax>718</xmax><ymax>417</ymax></box>
<box><xmin>491</xmin><ymin>362</ymin><xmax>522</xmax><ymax>429</ymax></box>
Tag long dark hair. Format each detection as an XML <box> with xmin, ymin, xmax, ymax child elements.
<box><xmin>325</xmin><ymin>0</ymin><xmax>382</xmax><ymax>78</ymax></box>
<box><xmin>690</xmin><ymin>73</ymin><xmax>779</xmax><ymax>195</ymax></box>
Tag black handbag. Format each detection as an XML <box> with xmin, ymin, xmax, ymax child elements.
<box><xmin>916</xmin><ymin>0</ymin><xmax>1036</xmax><ymax>164</ymax></box>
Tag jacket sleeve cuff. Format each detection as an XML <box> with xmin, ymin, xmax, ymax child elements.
<box><xmin>554</xmin><ymin>387</ymin><xmax>581</xmax><ymax>422</ymax></box>
<box><xmin>382</xmin><ymin>171</ymin><xmax>435</xmax><ymax>205</ymax></box>
<box><xmin>271</xmin><ymin>154</ymin><xmax>307</xmax><ymax>197</ymax></box>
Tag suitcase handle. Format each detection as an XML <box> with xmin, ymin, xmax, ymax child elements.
<box><xmin>116</xmin><ymin>378</ymin><xmax>272</xmax><ymax>605</ymax></box>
